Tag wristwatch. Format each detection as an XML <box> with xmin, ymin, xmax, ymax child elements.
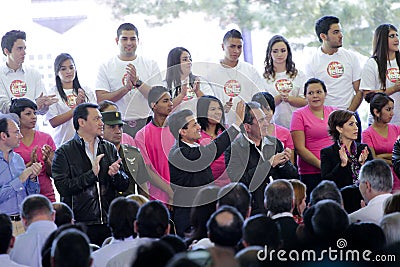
<box><xmin>134</xmin><ymin>79</ymin><xmax>143</xmax><ymax>88</ymax></box>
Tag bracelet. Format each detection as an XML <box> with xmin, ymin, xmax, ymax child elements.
<box><xmin>134</xmin><ymin>79</ymin><xmax>143</xmax><ymax>88</ymax></box>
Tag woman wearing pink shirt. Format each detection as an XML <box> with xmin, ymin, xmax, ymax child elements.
<box><xmin>290</xmin><ymin>78</ymin><xmax>335</xmax><ymax>198</ymax></box>
<box><xmin>362</xmin><ymin>92</ymin><xmax>400</xmax><ymax>192</ymax></box>
<box><xmin>196</xmin><ymin>95</ymin><xmax>230</xmax><ymax>187</ymax></box>
<box><xmin>10</xmin><ymin>98</ymin><xmax>56</xmax><ymax>202</ymax></box>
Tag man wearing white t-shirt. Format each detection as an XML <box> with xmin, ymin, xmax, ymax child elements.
<box><xmin>199</xmin><ymin>29</ymin><xmax>267</xmax><ymax>125</ymax></box>
<box><xmin>96</xmin><ymin>23</ymin><xmax>162</xmax><ymax>137</ymax></box>
<box><xmin>0</xmin><ymin>30</ymin><xmax>57</xmax><ymax>114</ymax></box>
<box><xmin>305</xmin><ymin>16</ymin><xmax>363</xmax><ymax>140</ymax></box>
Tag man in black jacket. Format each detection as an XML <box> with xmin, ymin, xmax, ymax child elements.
<box><xmin>167</xmin><ymin>101</ymin><xmax>244</xmax><ymax>236</ymax></box>
<box><xmin>225</xmin><ymin>102</ymin><xmax>298</xmax><ymax>215</ymax></box>
<box><xmin>52</xmin><ymin>103</ymin><xmax>129</xmax><ymax>246</ymax></box>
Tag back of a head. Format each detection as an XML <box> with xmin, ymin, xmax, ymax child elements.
<box><xmin>108</xmin><ymin>197</ymin><xmax>140</xmax><ymax>240</ymax></box>
<box><xmin>380</xmin><ymin>212</ymin><xmax>400</xmax><ymax>246</ymax></box>
<box><xmin>42</xmin><ymin>224</ymin><xmax>88</xmax><ymax>267</ymax></box>
<box><xmin>207</xmin><ymin>205</ymin><xmax>244</xmax><ymax>247</ymax></box>
<box><xmin>125</xmin><ymin>194</ymin><xmax>149</xmax><ymax>206</ymax></box>
<box><xmin>264</xmin><ymin>180</ymin><xmax>294</xmax><ymax>215</ymax></box>
<box><xmin>21</xmin><ymin>194</ymin><xmax>54</xmax><ymax>223</ymax></box>
<box><xmin>52</xmin><ymin>202</ymin><xmax>74</xmax><ymax>227</ymax></box>
<box><xmin>359</xmin><ymin>159</ymin><xmax>393</xmax><ymax>193</ymax></box>
<box><xmin>136</xmin><ymin>200</ymin><xmax>170</xmax><ymax>238</ymax></box>
<box><xmin>51</xmin><ymin>229</ymin><xmax>92</xmax><ymax>267</ymax></box>
<box><xmin>190</xmin><ymin>186</ymin><xmax>219</xmax><ymax>241</ymax></box>
<box><xmin>235</xmin><ymin>246</ymin><xmax>265</xmax><ymax>267</ymax></box>
<box><xmin>310</xmin><ymin>180</ymin><xmax>342</xmax><ymax>206</ymax></box>
<box><xmin>311</xmin><ymin>199</ymin><xmax>349</xmax><ymax>243</ymax></box>
<box><xmin>345</xmin><ymin>222</ymin><xmax>386</xmax><ymax>251</ymax></box>
<box><xmin>242</xmin><ymin>214</ymin><xmax>280</xmax><ymax>249</ymax></box>
<box><xmin>160</xmin><ymin>234</ymin><xmax>187</xmax><ymax>253</ymax></box>
<box><xmin>131</xmin><ymin>240</ymin><xmax>174</xmax><ymax>267</ymax></box>
<box><xmin>0</xmin><ymin>214</ymin><xmax>12</xmax><ymax>254</ymax></box>
<box><xmin>384</xmin><ymin>193</ymin><xmax>400</xmax><ymax>215</ymax></box>
<box><xmin>218</xmin><ymin>183</ymin><xmax>251</xmax><ymax>219</ymax></box>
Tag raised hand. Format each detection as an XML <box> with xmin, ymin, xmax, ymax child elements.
<box><xmin>42</xmin><ymin>144</ymin><xmax>54</xmax><ymax>164</ymax></box>
<box><xmin>75</xmin><ymin>88</ymin><xmax>87</xmax><ymax>105</ymax></box>
<box><xmin>36</xmin><ymin>92</ymin><xmax>58</xmax><ymax>110</ymax></box>
<box><xmin>108</xmin><ymin>158</ymin><xmax>122</xmax><ymax>176</ymax></box>
<box><xmin>92</xmin><ymin>154</ymin><xmax>105</xmax><ymax>177</ymax></box>
<box><xmin>26</xmin><ymin>146</ymin><xmax>39</xmax><ymax>167</ymax></box>
<box><xmin>19</xmin><ymin>162</ymin><xmax>42</xmax><ymax>182</ymax></box>
<box><xmin>339</xmin><ymin>144</ymin><xmax>348</xmax><ymax>167</ymax></box>
<box><xmin>224</xmin><ymin>98</ymin><xmax>233</xmax><ymax>113</ymax></box>
<box><xmin>235</xmin><ymin>100</ymin><xmax>245</xmax><ymax>125</ymax></box>
<box><xmin>358</xmin><ymin>146</ymin><xmax>369</xmax><ymax>165</ymax></box>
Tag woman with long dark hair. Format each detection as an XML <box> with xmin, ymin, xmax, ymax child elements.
<box><xmin>196</xmin><ymin>95</ymin><xmax>230</xmax><ymax>187</ymax></box>
<box><xmin>361</xmin><ymin>24</ymin><xmax>400</xmax><ymax>125</ymax></box>
<box><xmin>165</xmin><ymin>47</ymin><xmax>213</xmax><ymax>111</ymax></box>
<box><xmin>362</xmin><ymin>92</ymin><xmax>400</xmax><ymax>192</ymax></box>
<box><xmin>263</xmin><ymin>35</ymin><xmax>307</xmax><ymax>129</ymax></box>
<box><xmin>45</xmin><ymin>53</ymin><xmax>96</xmax><ymax>147</ymax></box>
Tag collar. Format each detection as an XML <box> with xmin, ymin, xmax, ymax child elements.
<box><xmin>367</xmin><ymin>193</ymin><xmax>392</xmax><ymax>205</ymax></box>
<box><xmin>242</xmin><ymin>133</ymin><xmax>275</xmax><ymax>148</ymax></box>
<box><xmin>269</xmin><ymin>212</ymin><xmax>294</xmax><ymax>220</ymax></box>
<box><xmin>1</xmin><ymin>63</ymin><xmax>25</xmax><ymax>75</ymax></box>
<box><xmin>73</xmin><ymin>132</ymin><xmax>103</xmax><ymax>148</ymax></box>
<box><xmin>181</xmin><ymin>140</ymin><xmax>199</xmax><ymax>147</ymax></box>
<box><xmin>0</xmin><ymin>149</ymin><xmax>14</xmax><ymax>160</ymax></box>
<box><xmin>318</xmin><ymin>46</ymin><xmax>342</xmax><ymax>56</ymax></box>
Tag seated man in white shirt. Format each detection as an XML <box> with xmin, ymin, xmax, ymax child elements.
<box><xmin>0</xmin><ymin>213</ymin><xmax>29</xmax><ymax>267</ymax></box>
<box><xmin>349</xmin><ymin>159</ymin><xmax>393</xmax><ymax>225</ymax></box>
<box><xmin>105</xmin><ymin>200</ymin><xmax>170</xmax><ymax>267</ymax></box>
<box><xmin>10</xmin><ymin>194</ymin><xmax>57</xmax><ymax>267</ymax></box>
<box><xmin>91</xmin><ymin>197</ymin><xmax>140</xmax><ymax>267</ymax></box>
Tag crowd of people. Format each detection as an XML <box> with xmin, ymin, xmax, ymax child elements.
<box><xmin>1</xmin><ymin>14</ymin><xmax>400</xmax><ymax>266</ymax></box>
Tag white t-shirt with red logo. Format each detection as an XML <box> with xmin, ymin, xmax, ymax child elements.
<box><xmin>360</xmin><ymin>58</ymin><xmax>400</xmax><ymax>125</ymax></box>
<box><xmin>265</xmin><ymin>70</ymin><xmax>306</xmax><ymax>129</ymax></box>
<box><xmin>0</xmin><ymin>65</ymin><xmax>45</xmax><ymax>113</ymax></box>
<box><xmin>305</xmin><ymin>47</ymin><xmax>362</xmax><ymax>110</ymax></box>
<box><xmin>95</xmin><ymin>55</ymin><xmax>162</xmax><ymax>121</ymax></box>
<box><xmin>45</xmin><ymin>86</ymin><xmax>97</xmax><ymax>147</ymax></box>
<box><xmin>197</xmin><ymin>61</ymin><xmax>267</xmax><ymax>125</ymax></box>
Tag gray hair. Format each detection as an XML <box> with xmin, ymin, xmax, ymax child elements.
<box><xmin>310</xmin><ymin>180</ymin><xmax>342</xmax><ymax>206</ymax></box>
<box><xmin>380</xmin><ymin>212</ymin><xmax>400</xmax><ymax>246</ymax></box>
<box><xmin>359</xmin><ymin>159</ymin><xmax>393</xmax><ymax>193</ymax></box>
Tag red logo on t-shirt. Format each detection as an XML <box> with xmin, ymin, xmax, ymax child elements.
<box><xmin>66</xmin><ymin>94</ymin><xmax>77</xmax><ymax>108</ymax></box>
<box><xmin>9</xmin><ymin>80</ymin><xmax>27</xmax><ymax>97</ymax></box>
<box><xmin>327</xmin><ymin>61</ymin><xmax>344</xmax><ymax>78</ymax></box>
<box><xmin>224</xmin><ymin>80</ymin><xmax>241</xmax><ymax>97</ymax></box>
<box><xmin>386</xmin><ymin>68</ymin><xmax>400</xmax><ymax>83</ymax></box>
<box><xmin>275</xmin><ymin>79</ymin><xmax>293</xmax><ymax>94</ymax></box>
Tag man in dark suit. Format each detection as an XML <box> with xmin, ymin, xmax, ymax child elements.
<box><xmin>226</xmin><ymin>102</ymin><xmax>298</xmax><ymax>215</ymax></box>
<box><xmin>264</xmin><ymin>179</ymin><xmax>298</xmax><ymax>249</ymax></box>
<box><xmin>167</xmin><ymin>102</ymin><xmax>244</xmax><ymax>236</ymax></box>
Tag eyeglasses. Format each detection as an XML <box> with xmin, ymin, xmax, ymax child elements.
<box><xmin>6</xmin><ymin>130</ymin><xmax>21</xmax><ymax>137</ymax></box>
<box><xmin>389</xmin><ymin>33</ymin><xmax>399</xmax><ymax>39</ymax></box>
